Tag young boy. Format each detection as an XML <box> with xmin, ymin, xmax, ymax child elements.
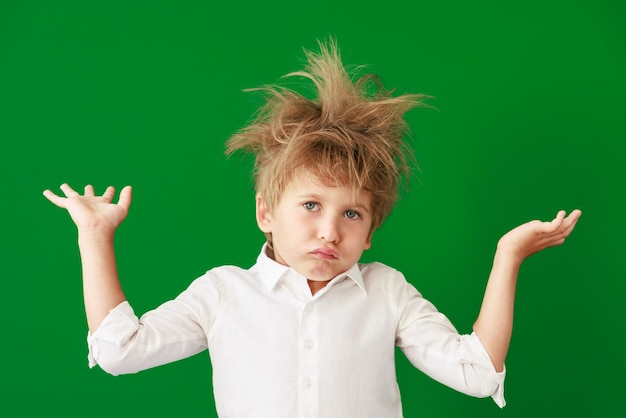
<box><xmin>43</xmin><ymin>42</ymin><xmax>581</xmax><ymax>417</ymax></box>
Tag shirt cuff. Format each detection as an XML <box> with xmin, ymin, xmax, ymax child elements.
<box><xmin>466</xmin><ymin>332</ymin><xmax>506</xmax><ymax>408</ymax></box>
<box><xmin>87</xmin><ymin>301</ymin><xmax>139</xmax><ymax>369</ymax></box>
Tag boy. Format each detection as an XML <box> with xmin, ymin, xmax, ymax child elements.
<box><xmin>43</xmin><ymin>42</ymin><xmax>581</xmax><ymax>417</ymax></box>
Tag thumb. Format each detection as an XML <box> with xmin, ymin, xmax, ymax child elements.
<box><xmin>117</xmin><ymin>186</ymin><xmax>133</xmax><ymax>212</ymax></box>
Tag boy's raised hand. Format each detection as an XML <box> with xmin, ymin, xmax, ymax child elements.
<box><xmin>43</xmin><ymin>183</ymin><xmax>132</xmax><ymax>234</ymax></box>
<box><xmin>496</xmin><ymin>209</ymin><xmax>582</xmax><ymax>263</ymax></box>
<box><xmin>473</xmin><ymin>209</ymin><xmax>581</xmax><ymax>371</ymax></box>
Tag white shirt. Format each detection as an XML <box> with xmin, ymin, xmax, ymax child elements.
<box><xmin>88</xmin><ymin>246</ymin><xmax>505</xmax><ymax>417</ymax></box>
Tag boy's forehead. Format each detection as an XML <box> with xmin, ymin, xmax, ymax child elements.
<box><xmin>284</xmin><ymin>172</ymin><xmax>371</xmax><ymax>207</ymax></box>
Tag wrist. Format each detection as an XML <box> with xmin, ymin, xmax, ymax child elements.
<box><xmin>492</xmin><ymin>247</ymin><xmax>524</xmax><ymax>271</ymax></box>
<box><xmin>77</xmin><ymin>226</ymin><xmax>116</xmax><ymax>242</ymax></box>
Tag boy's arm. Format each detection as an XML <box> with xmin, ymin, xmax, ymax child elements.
<box><xmin>473</xmin><ymin>209</ymin><xmax>581</xmax><ymax>372</ymax></box>
<box><xmin>44</xmin><ymin>183</ymin><xmax>132</xmax><ymax>332</ymax></box>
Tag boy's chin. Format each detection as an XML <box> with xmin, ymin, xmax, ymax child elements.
<box><xmin>304</xmin><ymin>267</ymin><xmax>342</xmax><ymax>282</ymax></box>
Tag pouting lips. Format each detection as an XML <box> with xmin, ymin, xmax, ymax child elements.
<box><xmin>311</xmin><ymin>248</ymin><xmax>339</xmax><ymax>260</ymax></box>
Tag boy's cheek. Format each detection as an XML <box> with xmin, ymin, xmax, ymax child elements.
<box><xmin>361</xmin><ymin>235</ymin><xmax>372</xmax><ymax>251</ymax></box>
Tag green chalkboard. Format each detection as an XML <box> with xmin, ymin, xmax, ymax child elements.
<box><xmin>1</xmin><ymin>1</ymin><xmax>624</xmax><ymax>417</ymax></box>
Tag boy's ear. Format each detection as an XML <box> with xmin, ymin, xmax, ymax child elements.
<box><xmin>256</xmin><ymin>193</ymin><xmax>272</xmax><ymax>233</ymax></box>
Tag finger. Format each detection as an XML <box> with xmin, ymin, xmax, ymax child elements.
<box><xmin>534</xmin><ymin>217</ymin><xmax>560</xmax><ymax>234</ymax></box>
<box><xmin>561</xmin><ymin>209</ymin><xmax>581</xmax><ymax>227</ymax></box>
<box><xmin>42</xmin><ymin>189</ymin><xmax>67</xmax><ymax>208</ymax></box>
<box><xmin>566</xmin><ymin>209</ymin><xmax>582</xmax><ymax>223</ymax></box>
<box><xmin>554</xmin><ymin>210</ymin><xmax>566</xmax><ymax>223</ymax></box>
<box><xmin>559</xmin><ymin>210</ymin><xmax>582</xmax><ymax>237</ymax></box>
<box><xmin>84</xmin><ymin>184</ymin><xmax>95</xmax><ymax>196</ymax></box>
<box><xmin>60</xmin><ymin>183</ymin><xmax>79</xmax><ymax>197</ymax></box>
<box><xmin>546</xmin><ymin>236</ymin><xmax>567</xmax><ymax>247</ymax></box>
<box><xmin>542</xmin><ymin>210</ymin><xmax>566</xmax><ymax>233</ymax></box>
<box><xmin>102</xmin><ymin>186</ymin><xmax>116</xmax><ymax>201</ymax></box>
<box><xmin>543</xmin><ymin>210</ymin><xmax>581</xmax><ymax>243</ymax></box>
<box><xmin>117</xmin><ymin>186</ymin><xmax>133</xmax><ymax>212</ymax></box>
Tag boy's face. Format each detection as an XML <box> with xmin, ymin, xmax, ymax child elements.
<box><xmin>256</xmin><ymin>173</ymin><xmax>373</xmax><ymax>282</ymax></box>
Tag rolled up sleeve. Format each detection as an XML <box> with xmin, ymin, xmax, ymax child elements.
<box><xmin>456</xmin><ymin>332</ymin><xmax>506</xmax><ymax>407</ymax></box>
<box><xmin>87</xmin><ymin>272</ymin><xmax>220</xmax><ymax>376</ymax></box>
<box><xmin>87</xmin><ymin>301</ymin><xmax>141</xmax><ymax>374</ymax></box>
<box><xmin>394</xmin><ymin>277</ymin><xmax>506</xmax><ymax>407</ymax></box>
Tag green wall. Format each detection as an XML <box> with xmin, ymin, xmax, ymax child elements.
<box><xmin>1</xmin><ymin>1</ymin><xmax>624</xmax><ymax>416</ymax></box>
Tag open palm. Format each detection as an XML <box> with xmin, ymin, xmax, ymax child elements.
<box><xmin>43</xmin><ymin>183</ymin><xmax>132</xmax><ymax>233</ymax></box>
<box><xmin>497</xmin><ymin>209</ymin><xmax>582</xmax><ymax>261</ymax></box>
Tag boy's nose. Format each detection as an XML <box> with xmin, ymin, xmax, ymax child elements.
<box><xmin>317</xmin><ymin>216</ymin><xmax>340</xmax><ymax>244</ymax></box>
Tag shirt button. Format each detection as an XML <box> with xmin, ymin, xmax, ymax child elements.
<box><xmin>303</xmin><ymin>378</ymin><xmax>313</xmax><ymax>387</ymax></box>
<box><xmin>304</xmin><ymin>340</ymin><xmax>314</xmax><ymax>349</ymax></box>
<box><xmin>306</xmin><ymin>304</ymin><xmax>314</xmax><ymax>313</ymax></box>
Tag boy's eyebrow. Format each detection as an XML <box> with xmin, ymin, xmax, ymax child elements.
<box><xmin>351</xmin><ymin>204</ymin><xmax>371</xmax><ymax>214</ymax></box>
<box><xmin>297</xmin><ymin>193</ymin><xmax>371</xmax><ymax>213</ymax></box>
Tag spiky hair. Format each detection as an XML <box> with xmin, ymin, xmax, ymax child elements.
<box><xmin>226</xmin><ymin>40</ymin><xmax>427</xmax><ymax>232</ymax></box>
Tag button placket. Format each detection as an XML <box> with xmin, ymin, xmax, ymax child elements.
<box><xmin>298</xmin><ymin>301</ymin><xmax>319</xmax><ymax>417</ymax></box>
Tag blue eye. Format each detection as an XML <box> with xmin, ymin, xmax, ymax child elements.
<box><xmin>303</xmin><ymin>202</ymin><xmax>319</xmax><ymax>211</ymax></box>
<box><xmin>345</xmin><ymin>210</ymin><xmax>361</xmax><ymax>220</ymax></box>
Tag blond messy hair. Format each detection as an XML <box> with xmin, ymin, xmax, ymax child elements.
<box><xmin>225</xmin><ymin>40</ymin><xmax>427</xmax><ymax>233</ymax></box>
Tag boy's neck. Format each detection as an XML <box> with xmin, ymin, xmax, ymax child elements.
<box><xmin>307</xmin><ymin>279</ymin><xmax>330</xmax><ymax>296</ymax></box>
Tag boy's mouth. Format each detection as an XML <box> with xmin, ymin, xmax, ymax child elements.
<box><xmin>311</xmin><ymin>248</ymin><xmax>339</xmax><ymax>260</ymax></box>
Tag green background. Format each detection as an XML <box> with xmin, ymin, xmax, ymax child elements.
<box><xmin>1</xmin><ymin>0</ymin><xmax>624</xmax><ymax>417</ymax></box>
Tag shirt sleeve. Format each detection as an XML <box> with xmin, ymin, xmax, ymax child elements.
<box><xmin>87</xmin><ymin>271</ymin><xmax>222</xmax><ymax>376</ymax></box>
<box><xmin>392</xmin><ymin>275</ymin><xmax>506</xmax><ymax>408</ymax></box>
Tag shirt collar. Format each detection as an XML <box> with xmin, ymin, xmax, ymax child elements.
<box><xmin>256</xmin><ymin>243</ymin><xmax>367</xmax><ymax>295</ymax></box>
